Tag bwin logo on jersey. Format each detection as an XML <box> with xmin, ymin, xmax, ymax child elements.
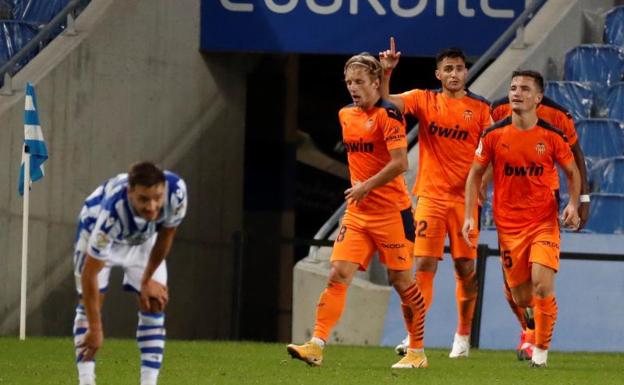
<box><xmin>344</xmin><ymin>139</ymin><xmax>374</xmax><ymax>153</ymax></box>
<box><xmin>429</xmin><ymin>122</ymin><xmax>469</xmax><ymax>141</ymax></box>
<box><xmin>504</xmin><ymin>162</ymin><xmax>544</xmax><ymax>177</ymax></box>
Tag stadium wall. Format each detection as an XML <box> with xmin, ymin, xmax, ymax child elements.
<box><xmin>0</xmin><ymin>0</ymin><xmax>247</xmax><ymax>338</ymax></box>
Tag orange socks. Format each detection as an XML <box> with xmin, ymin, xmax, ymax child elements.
<box><xmin>503</xmin><ymin>282</ymin><xmax>528</xmax><ymax>330</ymax></box>
<box><xmin>398</xmin><ymin>283</ymin><xmax>426</xmax><ymax>349</ymax></box>
<box><xmin>415</xmin><ymin>270</ymin><xmax>435</xmax><ymax>311</ymax></box>
<box><xmin>313</xmin><ymin>281</ymin><xmax>348</xmax><ymax>342</ymax></box>
<box><xmin>534</xmin><ymin>295</ymin><xmax>557</xmax><ymax>350</ymax></box>
<box><xmin>455</xmin><ymin>271</ymin><xmax>478</xmax><ymax>336</ymax></box>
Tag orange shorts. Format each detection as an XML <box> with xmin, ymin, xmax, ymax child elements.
<box><xmin>498</xmin><ymin>218</ymin><xmax>560</xmax><ymax>288</ymax></box>
<box><xmin>331</xmin><ymin>207</ymin><xmax>415</xmax><ymax>272</ymax></box>
<box><xmin>412</xmin><ymin>196</ymin><xmax>479</xmax><ymax>259</ymax></box>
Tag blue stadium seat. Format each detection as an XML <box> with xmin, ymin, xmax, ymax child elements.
<box><xmin>0</xmin><ymin>20</ymin><xmax>37</xmax><ymax>67</ymax></box>
<box><xmin>564</xmin><ymin>44</ymin><xmax>624</xmax><ymax>85</ymax></box>
<box><xmin>544</xmin><ymin>81</ymin><xmax>593</xmax><ymax>121</ymax></box>
<box><xmin>584</xmin><ymin>193</ymin><xmax>624</xmax><ymax>233</ymax></box>
<box><xmin>591</xmin><ymin>156</ymin><xmax>624</xmax><ymax>193</ymax></box>
<box><xmin>604</xmin><ymin>6</ymin><xmax>624</xmax><ymax>47</ymax></box>
<box><xmin>12</xmin><ymin>0</ymin><xmax>69</xmax><ymax>24</ymax></box>
<box><xmin>606</xmin><ymin>82</ymin><xmax>624</xmax><ymax>121</ymax></box>
<box><xmin>575</xmin><ymin>119</ymin><xmax>624</xmax><ymax>159</ymax></box>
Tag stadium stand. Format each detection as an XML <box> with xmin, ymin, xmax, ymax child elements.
<box><xmin>591</xmin><ymin>156</ymin><xmax>624</xmax><ymax>193</ymax></box>
<box><xmin>564</xmin><ymin>44</ymin><xmax>624</xmax><ymax>115</ymax></box>
<box><xmin>605</xmin><ymin>81</ymin><xmax>624</xmax><ymax>120</ymax></box>
<box><xmin>564</xmin><ymin>44</ymin><xmax>624</xmax><ymax>84</ymax></box>
<box><xmin>604</xmin><ymin>5</ymin><xmax>624</xmax><ymax>47</ymax></box>
<box><xmin>584</xmin><ymin>193</ymin><xmax>624</xmax><ymax>233</ymax></box>
<box><xmin>544</xmin><ymin>80</ymin><xmax>594</xmax><ymax>120</ymax></box>
<box><xmin>0</xmin><ymin>0</ymin><xmax>86</xmax><ymax>86</ymax></box>
<box><xmin>575</xmin><ymin>118</ymin><xmax>624</xmax><ymax>159</ymax></box>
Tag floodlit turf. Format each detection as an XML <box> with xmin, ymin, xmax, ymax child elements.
<box><xmin>0</xmin><ymin>337</ymin><xmax>622</xmax><ymax>385</ymax></box>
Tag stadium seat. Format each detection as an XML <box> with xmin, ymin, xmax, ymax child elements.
<box><xmin>584</xmin><ymin>193</ymin><xmax>624</xmax><ymax>233</ymax></box>
<box><xmin>604</xmin><ymin>6</ymin><xmax>624</xmax><ymax>47</ymax></box>
<box><xmin>12</xmin><ymin>0</ymin><xmax>69</xmax><ymax>24</ymax></box>
<box><xmin>606</xmin><ymin>82</ymin><xmax>624</xmax><ymax>121</ymax></box>
<box><xmin>590</xmin><ymin>156</ymin><xmax>624</xmax><ymax>194</ymax></box>
<box><xmin>564</xmin><ymin>44</ymin><xmax>624</xmax><ymax>85</ymax></box>
<box><xmin>544</xmin><ymin>81</ymin><xmax>593</xmax><ymax>121</ymax></box>
<box><xmin>0</xmin><ymin>20</ymin><xmax>38</xmax><ymax>67</ymax></box>
<box><xmin>575</xmin><ymin>119</ymin><xmax>624</xmax><ymax>159</ymax></box>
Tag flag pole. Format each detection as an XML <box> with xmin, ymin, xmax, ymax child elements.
<box><xmin>19</xmin><ymin>145</ymin><xmax>30</xmax><ymax>341</ymax></box>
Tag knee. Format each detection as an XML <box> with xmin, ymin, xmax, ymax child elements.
<box><xmin>532</xmin><ymin>280</ymin><xmax>553</xmax><ymax>298</ymax></box>
<box><xmin>328</xmin><ymin>267</ymin><xmax>353</xmax><ymax>285</ymax></box>
<box><xmin>389</xmin><ymin>274</ymin><xmax>413</xmax><ymax>293</ymax></box>
<box><xmin>454</xmin><ymin>259</ymin><xmax>475</xmax><ymax>278</ymax></box>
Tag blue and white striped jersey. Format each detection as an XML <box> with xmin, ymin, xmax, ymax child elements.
<box><xmin>77</xmin><ymin>171</ymin><xmax>187</xmax><ymax>261</ymax></box>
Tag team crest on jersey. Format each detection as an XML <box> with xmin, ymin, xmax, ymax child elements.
<box><xmin>535</xmin><ymin>142</ymin><xmax>546</xmax><ymax>155</ymax></box>
<box><xmin>463</xmin><ymin>110</ymin><xmax>473</xmax><ymax>122</ymax></box>
<box><xmin>365</xmin><ymin>118</ymin><xmax>374</xmax><ymax>129</ymax></box>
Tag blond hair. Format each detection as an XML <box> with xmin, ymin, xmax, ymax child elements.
<box><xmin>344</xmin><ymin>53</ymin><xmax>382</xmax><ymax>82</ymax></box>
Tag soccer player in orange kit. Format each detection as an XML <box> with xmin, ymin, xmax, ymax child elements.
<box><xmin>380</xmin><ymin>38</ymin><xmax>491</xmax><ymax>358</ymax></box>
<box><xmin>463</xmin><ymin>70</ymin><xmax>581</xmax><ymax>368</ymax></box>
<box><xmin>287</xmin><ymin>53</ymin><xmax>428</xmax><ymax>369</ymax></box>
<box><xmin>490</xmin><ymin>95</ymin><xmax>590</xmax><ymax>360</ymax></box>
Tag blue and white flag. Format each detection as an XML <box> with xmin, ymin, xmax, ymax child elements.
<box><xmin>18</xmin><ymin>83</ymin><xmax>48</xmax><ymax>196</ymax></box>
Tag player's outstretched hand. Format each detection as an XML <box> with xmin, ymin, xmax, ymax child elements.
<box><xmin>78</xmin><ymin>328</ymin><xmax>103</xmax><ymax>362</ymax></box>
<box><xmin>379</xmin><ymin>36</ymin><xmax>401</xmax><ymax>72</ymax></box>
<box><xmin>462</xmin><ymin>218</ymin><xmax>475</xmax><ymax>248</ymax></box>
<box><xmin>561</xmin><ymin>202</ymin><xmax>580</xmax><ymax>230</ymax></box>
<box><xmin>140</xmin><ymin>280</ymin><xmax>169</xmax><ymax>311</ymax></box>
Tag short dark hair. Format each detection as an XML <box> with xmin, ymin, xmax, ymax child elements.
<box><xmin>128</xmin><ymin>161</ymin><xmax>165</xmax><ymax>187</ymax></box>
<box><xmin>512</xmin><ymin>70</ymin><xmax>544</xmax><ymax>93</ymax></box>
<box><xmin>435</xmin><ymin>47</ymin><xmax>467</xmax><ymax>66</ymax></box>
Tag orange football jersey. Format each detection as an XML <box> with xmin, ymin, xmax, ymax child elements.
<box><xmin>491</xmin><ymin>96</ymin><xmax>578</xmax><ymax>190</ymax></box>
<box><xmin>339</xmin><ymin>99</ymin><xmax>411</xmax><ymax>213</ymax></box>
<box><xmin>400</xmin><ymin>89</ymin><xmax>491</xmax><ymax>202</ymax></box>
<box><xmin>475</xmin><ymin>117</ymin><xmax>574</xmax><ymax>232</ymax></box>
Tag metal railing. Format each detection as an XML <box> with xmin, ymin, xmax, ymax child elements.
<box><xmin>307</xmin><ymin>0</ymin><xmax>547</xmax><ymax>260</ymax></box>
<box><xmin>0</xmin><ymin>0</ymin><xmax>85</xmax><ymax>96</ymax></box>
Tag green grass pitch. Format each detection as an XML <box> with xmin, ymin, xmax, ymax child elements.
<box><xmin>1</xmin><ymin>337</ymin><xmax>622</xmax><ymax>384</ymax></box>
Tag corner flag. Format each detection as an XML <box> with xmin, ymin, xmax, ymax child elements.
<box><xmin>18</xmin><ymin>83</ymin><xmax>48</xmax><ymax>196</ymax></box>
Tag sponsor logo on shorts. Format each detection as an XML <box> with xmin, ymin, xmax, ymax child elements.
<box><xmin>381</xmin><ymin>242</ymin><xmax>405</xmax><ymax>249</ymax></box>
<box><xmin>537</xmin><ymin>240</ymin><xmax>559</xmax><ymax>249</ymax></box>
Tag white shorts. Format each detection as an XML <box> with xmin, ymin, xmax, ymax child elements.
<box><xmin>73</xmin><ymin>231</ymin><xmax>167</xmax><ymax>295</ymax></box>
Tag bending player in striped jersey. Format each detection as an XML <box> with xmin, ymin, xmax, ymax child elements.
<box><xmin>72</xmin><ymin>162</ymin><xmax>187</xmax><ymax>385</ymax></box>
<box><xmin>490</xmin><ymin>95</ymin><xmax>590</xmax><ymax>360</ymax></box>
<box><xmin>464</xmin><ymin>70</ymin><xmax>581</xmax><ymax>368</ymax></box>
<box><xmin>380</xmin><ymin>39</ymin><xmax>492</xmax><ymax>358</ymax></box>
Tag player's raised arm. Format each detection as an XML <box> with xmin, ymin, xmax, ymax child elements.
<box><xmin>463</xmin><ymin>161</ymin><xmax>487</xmax><ymax>247</ymax></box>
<box><xmin>379</xmin><ymin>37</ymin><xmax>405</xmax><ymax>112</ymax></box>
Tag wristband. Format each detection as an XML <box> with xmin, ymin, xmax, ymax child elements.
<box><xmin>384</xmin><ymin>69</ymin><xmax>393</xmax><ymax>77</ymax></box>
<box><xmin>579</xmin><ymin>194</ymin><xmax>591</xmax><ymax>203</ymax></box>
